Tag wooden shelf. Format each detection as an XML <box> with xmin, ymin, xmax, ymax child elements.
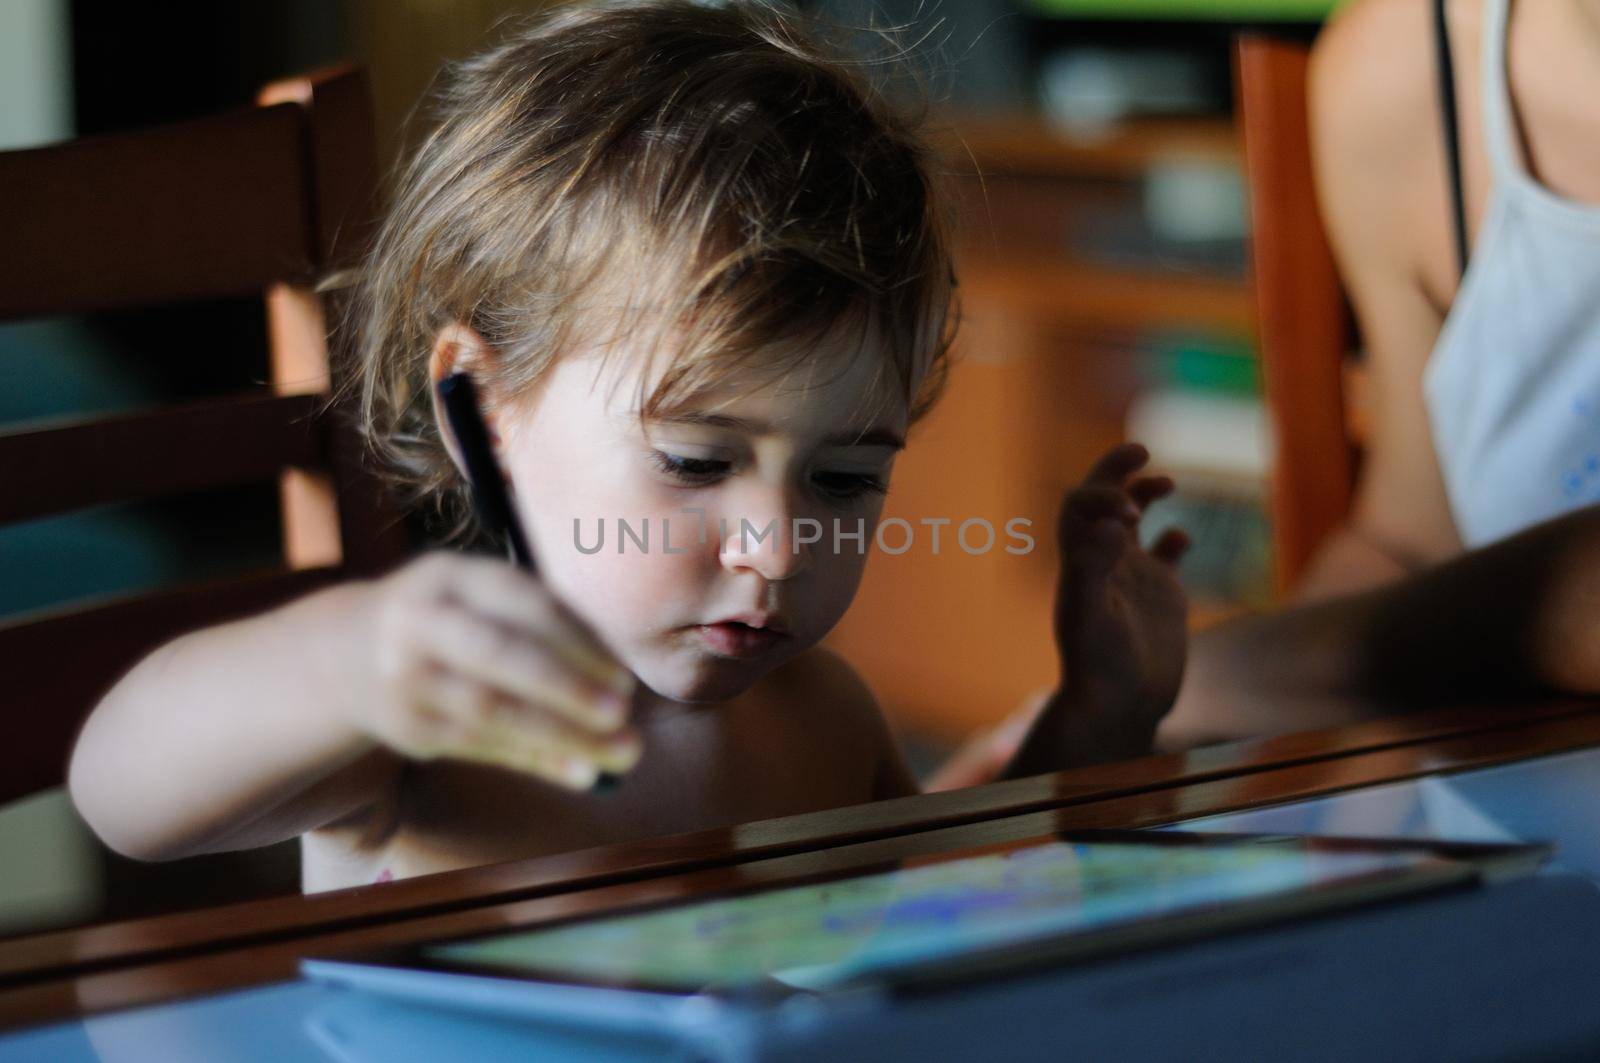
<box><xmin>941</xmin><ymin>111</ymin><xmax>1252</xmax><ymax>337</ymax></box>
<box><xmin>937</xmin><ymin>112</ymin><xmax>1240</xmax><ymax>179</ymax></box>
<box><xmin>957</xmin><ymin>253</ymin><xmax>1254</xmax><ymax>334</ymax></box>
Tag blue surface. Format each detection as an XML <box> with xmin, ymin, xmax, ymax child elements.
<box><xmin>1168</xmin><ymin>745</ymin><xmax>1600</xmax><ymax>878</ymax></box>
<box><xmin>0</xmin><ymin>980</ymin><xmax>678</xmax><ymax>1063</ymax></box>
<box><xmin>0</xmin><ymin>981</ymin><xmax>332</xmax><ymax>1063</ymax></box>
<box><xmin>6</xmin><ymin>745</ymin><xmax>1600</xmax><ymax>1061</ymax></box>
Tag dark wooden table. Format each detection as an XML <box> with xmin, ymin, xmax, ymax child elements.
<box><xmin>3</xmin><ymin>699</ymin><xmax>1598</xmax><ymax>1034</ymax></box>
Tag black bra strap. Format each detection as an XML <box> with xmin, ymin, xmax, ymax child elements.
<box><xmin>1434</xmin><ymin>0</ymin><xmax>1470</xmax><ymax>277</ymax></box>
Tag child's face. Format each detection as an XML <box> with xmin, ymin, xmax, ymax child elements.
<box><xmin>494</xmin><ymin>331</ymin><xmax>907</xmax><ymax>703</ymax></box>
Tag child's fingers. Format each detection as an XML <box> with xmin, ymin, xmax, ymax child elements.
<box><xmin>1063</xmin><ymin>484</ymin><xmax>1142</xmax><ymax>527</ymax></box>
<box><xmin>419</xmin><ymin>556</ymin><xmax>634</xmax><ymax>696</ymax></box>
<box><xmin>385</xmin><ymin>672</ymin><xmax>456</xmax><ymax>759</ymax></box>
<box><xmin>1064</xmin><ymin>517</ymin><xmax>1128</xmax><ymax>575</ymax></box>
<box><xmin>1127</xmin><ymin>475</ymin><xmax>1175</xmax><ymax>512</ymax></box>
<box><xmin>1151</xmin><ymin>527</ymin><xmax>1191</xmax><ymax>566</ymax></box>
<box><xmin>422</xmin><ymin>670</ymin><xmax>642</xmax><ymax>782</ymax></box>
<box><xmin>399</xmin><ymin>600</ymin><xmax>629</xmax><ymax>734</ymax></box>
<box><xmin>1083</xmin><ymin>442</ymin><xmax>1150</xmax><ymax>487</ymax></box>
<box><xmin>1058</xmin><ymin>486</ymin><xmax>1133</xmax><ymax>582</ymax></box>
<box><xmin>477</xmin><ymin>581</ymin><xmax>633</xmax><ymax>696</ymax></box>
<box><xmin>472</xmin><ymin>701</ymin><xmax>642</xmax><ymax>778</ymax></box>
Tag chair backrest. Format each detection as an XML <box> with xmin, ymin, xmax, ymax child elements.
<box><xmin>1234</xmin><ymin>34</ymin><xmax>1359</xmax><ymax>594</ymax></box>
<box><xmin>0</xmin><ymin>65</ymin><xmax>410</xmax><ymax>806</ymax></box>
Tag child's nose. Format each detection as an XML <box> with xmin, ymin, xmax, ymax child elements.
<box><xmin>718</xmin><ymin>502</ymin><xmax>814</xmax><ymax>581</ymax></box>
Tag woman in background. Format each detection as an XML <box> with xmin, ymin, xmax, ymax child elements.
<box><xmin>1164</xmin><ymin>0</ymin><xmax>1600</xmax><ymax>744</ymax></box>
<box><xmin>938</xmin><ymin>0</ymin><xmax>1600</xmax><ymax>786</ymax></box>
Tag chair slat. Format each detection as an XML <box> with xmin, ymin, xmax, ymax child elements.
<box><xmin>0</xmin><ymin>566</ymin><xmax>343</xmax><ymax>807</ymax></box>
<box><xmin>1235</xmin><ymin>36</ymin><xmax>1357</xmax><ymax>593</ymax></box>
<box><xmin>0</xmin><ymin>65</ymin><xmax>411</xmax><ymax>810</ymax></box>
<box><xmin>259</xmin><ymin>66</ymin><xmax>411</xmax><ymax>578</ymax></box>
<box><xmin>0</xmin><ymin>104</ymin><xmax>314</xmax><ymax>322</ymax></box>
<box><xmin>0</xmin><ymin>393</ymin><xmax>328</xmax><ymax>526</ymax></box>
<box><xmin>258</xmin><ymin>65</ymin><xmax>379</xmax><ymax>270</ymax></box>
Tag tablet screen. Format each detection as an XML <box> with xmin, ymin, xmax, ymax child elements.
<box><xmin>420</xmin><ymin>834</ymin><xmax>1505</xmax><ymax>994</ymax></box>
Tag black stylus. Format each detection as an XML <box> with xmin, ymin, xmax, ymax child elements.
<box><xmin>436</xmin><ymin>372</ymin><xmax>621</xmax><ymax>790</ymax></box>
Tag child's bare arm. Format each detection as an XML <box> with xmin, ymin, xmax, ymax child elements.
<box><xmin>69</xmin><ymin>553</ymin><xmax>642</xmax><ymax>862</ymax></box>
<box><xmin>70</xmin><ymin>580</ymin><xmax>394</xmax><ymax>861</ymax></box>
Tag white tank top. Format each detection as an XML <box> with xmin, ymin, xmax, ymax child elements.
<box><xmin>1423</xmin><ymin>0</ymin><xmax>1600</xmax><ymax>548</ymax></box>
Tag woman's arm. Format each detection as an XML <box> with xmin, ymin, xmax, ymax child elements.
<box><xmin>1159</xmin><ymin>500</ymin><xmax>1600</xmax><ymax>749</ymax></box>
<box><xmin>1299</xmin><ymin>0</ymin><xmax>1468</xmax><ymax>595</ymax></box>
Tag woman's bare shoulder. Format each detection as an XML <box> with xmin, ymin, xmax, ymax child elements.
<box><xmin>1311</xmin><ymin>0</ymin><xmax>1444</xmax><ymax>184</ymax></box>
<box><xmin>1310</xmin><ymin>0</ymin><xmax>1476</xmax><ymax>319</ymax></box>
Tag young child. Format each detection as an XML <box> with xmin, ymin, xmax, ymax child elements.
<box><xmin>67</xmin><ymin>0</ymin><xmax>1188</xmax><ymax>893</ymax></box>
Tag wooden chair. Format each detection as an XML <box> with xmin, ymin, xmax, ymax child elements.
<box><xmin>1234</xmin><ymin>34</ymin><xmax>1360</xmax><ymax>594</ymax></box>
<box><xmin>0</xmin><ymin>65</ymin><xmax>410</xmax><ymax>809</ymax></box>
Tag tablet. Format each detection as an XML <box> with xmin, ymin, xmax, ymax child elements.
<box><xmin>305</xmin><ymin>830</ymin><xmax>1548</xmax><ymax>1017</ymax></box>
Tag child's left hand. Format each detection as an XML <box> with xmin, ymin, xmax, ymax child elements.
<box><xmin>940</xmin><ymin>443</ymin><xmax>1190</xmax><ymax>785</ymax></box>
<box><xmin>1050</xmin><ymin>442</ymin><xmax>1190</xmax><ymax>757</ymax></box>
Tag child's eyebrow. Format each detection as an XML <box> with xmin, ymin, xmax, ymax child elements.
<box><xmin>649</xmin><ymin>411</ymin><xmax>905</xmax><ymax>450</ymax></box>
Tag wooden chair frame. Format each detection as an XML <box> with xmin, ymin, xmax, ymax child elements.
<box><xmin>0</xmin><ymin>65</ymin><xmax>409</xmax><ymax>806</ymax></box>
<box><xmin>1235</xmin><ymin>33</ymin><xmax>1359</xmax><ymax>594</ymax></box>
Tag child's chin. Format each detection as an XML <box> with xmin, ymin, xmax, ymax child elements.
<box><xmin>639</xmin><ymin>658</ymin><xmax>768</xmax><ymax>705</ymax></box>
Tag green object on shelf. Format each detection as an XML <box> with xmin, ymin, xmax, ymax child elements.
<box><xmin>1025</xmin><ymin>0</ymin><xmax>1341</xmax><ymax>20</ymax></box>
<box><xmin>1144</xmin><ymin>333</ymin><xmax>1261</xmax><ymax>397</ymax></box>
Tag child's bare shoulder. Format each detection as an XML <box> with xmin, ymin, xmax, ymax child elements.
<box><xmin>747</xmin><ymin>645</ymin><xmax>896</xmax><ymax>752</ymax></box>
<box><xmin>700</xmin><ymin>644</ymin><xmax>906</xmax><ymax>805</ymax></box>
<box><xmin>766</xmin><ymin>644</ymin><xmax>876</xmax><ymax>709</ymax></box>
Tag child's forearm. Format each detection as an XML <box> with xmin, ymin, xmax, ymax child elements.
<box><xmin>999</xmin><ymin>693</ymin><xmax>1138</xmax><ymax>779</ymax></box>
<box><xmin>1159</xmin><ymin>503</ymin><xmax>1600</xmax><ymax>750</ymax></box>
<box><xmin>68</xmin><ymin>580</ymin><xmax>392</xmax><ymax>862</ymax></box>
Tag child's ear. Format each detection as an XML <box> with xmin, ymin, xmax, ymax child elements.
<box><xmin>428</xmin><ymin>322</ymin><xmax>504</xmax><ymax>475</ymax></box>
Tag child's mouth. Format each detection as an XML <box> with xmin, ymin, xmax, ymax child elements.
<box><xmin>694</xmin><ymin>621</ymin><xmax>788</xmax><ymax>658</ymax></box>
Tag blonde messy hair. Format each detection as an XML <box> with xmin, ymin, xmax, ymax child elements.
<box><xmin>350</xmin><ymin>0</ymin><xmax>959</xmax><ymax>536</ymax></box>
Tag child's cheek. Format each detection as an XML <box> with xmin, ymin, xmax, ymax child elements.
<box><xmin>814</xmin><ymin>536</ymin><xmax>872</xmax><ymax>626</ymax></box>
<box><xmin>544</xmin><ymin>500</ymin><xmax>714</xmax><ymax>636</ymax></box>
<box><xmin>590</xmin><ymin>547</ymin><xmax>694</xmax><ymax>625</ymax></box>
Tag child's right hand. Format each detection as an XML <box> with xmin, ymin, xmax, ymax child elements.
<box><xmin>354</xmin><ymin>553</ymin><xmax>642</xmax><ymax>789</ymax></box>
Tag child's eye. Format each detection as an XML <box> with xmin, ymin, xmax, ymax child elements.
<box><xmin>812</xmin><ymin>471</ymin><xmax>888</xmax><ymax>503</ymax></box>
<box><xmin>651</xmin><ymin>451</ymin><xmax>730</xmax><ymax>484</ymax></box>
